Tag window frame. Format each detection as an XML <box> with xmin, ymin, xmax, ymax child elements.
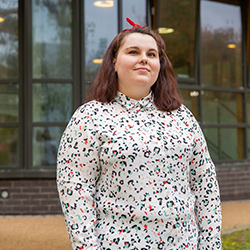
<box><xmin>0</xmin><ymin>0</ymin><xmax>151</xmax><ymax>178</ymax></box>
<box><xmin>155</xmin><ymin>0</ymin><xmax>250</xmax><ymax>167</ymax></box>
<box><xmin>0</xmin><ymin>0</ymin><xmax>81</xmax><ymax>178</ymax></box>
<box><xmin>1</xmin><ymin>0</ymin><xmax>250</xmax><ymax>178</ymax></box>
<box><xmin>198</xmin><ymin>0</ymin><xmax>248</xmax><ymax>165</ymax></box>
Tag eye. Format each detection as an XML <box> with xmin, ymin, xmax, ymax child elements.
<box><xmin>128</xmin><ymin>50</ymin><xmax>138</xmax><ymax>55</ymax></box>
<box><xmin>148</xmin><ymin>52</ymin><xmax>157</xmax><ymax>57</ymax></box>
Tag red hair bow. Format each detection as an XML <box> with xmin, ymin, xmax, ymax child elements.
<box><xmin>124</xmin><ymin>18</ymin><xmax>142</xmax><ymax>32</ymax></box>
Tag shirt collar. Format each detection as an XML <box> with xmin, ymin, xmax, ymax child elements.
<box><xmin>114</xmin><ymin>91</ymin><xmax>153</xmax><ymax>110</ymax></box>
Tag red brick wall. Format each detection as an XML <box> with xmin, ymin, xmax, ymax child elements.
<box><xmin>0</xmin><ymin>179</ymin><xmax>62</xmax><ymax>215</ymax></box>
<box><xmin>217</xmin><ymin>168</ymin><xmax>250</xmax><ymax>201</ymax></box>
<box><xmin>0</xmin><ymin>168</ymin><xmax>250</xmax><ymax>215</ymax></box>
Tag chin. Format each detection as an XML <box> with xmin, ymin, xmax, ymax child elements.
<box><xmin>134</xmin><ymin>81</ymin><xmax>154</xmax><ymax>88</ymax></box>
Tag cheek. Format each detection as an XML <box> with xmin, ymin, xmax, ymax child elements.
<box><xmin>153</xmin><ymin>61</ymin><xmax>160</xmax><ymax>75</ymax></box>
<box><xmin>116</xmin><ymin>58</ymin><xmax>134</xmax><ymax>74</ymax></box>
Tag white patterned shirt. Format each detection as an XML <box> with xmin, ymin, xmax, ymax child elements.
<box><xmin>57</xmin><ymin>91</ymin><xmax>222</xmax><ymax>250</ymax></box>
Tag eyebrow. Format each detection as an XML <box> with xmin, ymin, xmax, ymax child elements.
<box><xmin>125</xmin><ymin>46</ymin><xmax>158</xmax><ymax>52</ymax></box>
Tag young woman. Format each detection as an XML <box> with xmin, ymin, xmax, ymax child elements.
<box><xmin>57</xmin><ymin>19</ymin><xmax>222</xmax><ymax>250</ymax></box>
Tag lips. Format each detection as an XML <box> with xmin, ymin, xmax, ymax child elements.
<box><xmin>135</xmin><ymin>67</ymin><xmax>150</xmax><ymax>72</ymax></box>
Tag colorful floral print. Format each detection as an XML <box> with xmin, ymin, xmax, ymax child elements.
<box><xmin>57</xmin><ymin>91</ymin><xmax>222</xmax><ymax>250</ymax></box>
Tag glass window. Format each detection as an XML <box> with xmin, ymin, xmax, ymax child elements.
<box><xmin>122</xmin><ymin>0</ymin><xmax>147</xmax><ymax>29</ymax></box>
<box><xmin>84</xmin><ymin>0</ymin><xmax>118</xmax><ymax>91</ymax></box>
<box><xmin>201</xmin><ymin>0</ymin><xmax>242</xmax><ymax>88</ymax></box>
<box><xmin>0</xmin><ymin>83</ymin><xmax>19</xmax><ymax>122</ymax></box>
<box><xmin>32</xmin><ymin>0</ymin><xmax>72</xmax><ymax>79</ymax></box>
<box><xmin>158</xmin><ymin>0</ymin><xmax>197</xmax><ymax>79</ymax></box>
<box><xmin>202</xmin><ymin>91</ymin><xmax>243</xmax><ymax>124</ymax></box>
<box><xmin>180</xmin><ymin>89</ymin><xmax>199</xmax><ymax>119</ymax></box>
<box><xmin>33</xmin><ymin>126</ymin><xmax>64</xmax><ymax>167</ymax></box>
<box><xmin>204</xmin><ymin>127</ymin><xmax>244</xmax><ymax>161</ymax></box>
<box><xmin>32</xmin><ymin>83</ymin><xmax>72</xmax><ymax>122</ymax></box>
<box><xmin>0</xmin><ymin>0</ymin><xmax>19</xmax><ymax>170</ymax></box>
<box><xmin>0</xmin><ymin>127</ymin><xmax>19</xmax><ymax>167</ymax></box>
<box><xmin>0</xmin><ymin>0</ymin><xmax>18</xmax><ymax>79</ymax></box>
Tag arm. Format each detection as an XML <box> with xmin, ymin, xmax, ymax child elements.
<box><xmin>57</xmin><ymin>106</ymin><xmax>101</xmax><ymax>250</ymax></box>
<box><xmin>189</xmin><ymin>118</ymin><xmax>222</xmax><ymax>250</ymax></box>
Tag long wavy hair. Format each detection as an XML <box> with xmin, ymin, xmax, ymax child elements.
<box><xmin>85</xmin><ymin>26</ymin><xmax>183</xmax><ymax>112</ymax></box>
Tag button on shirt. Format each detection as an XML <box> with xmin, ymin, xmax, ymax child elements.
<box><xmin>57</xmin><ymin>91</ymin><xmax>222</xmax><ymax>250</ymax></box>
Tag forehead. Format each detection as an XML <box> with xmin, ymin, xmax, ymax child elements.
<box><xmin>121</xmin><ymin>33</ymin><xmax>158</xmax><ymax>50</ymax></box>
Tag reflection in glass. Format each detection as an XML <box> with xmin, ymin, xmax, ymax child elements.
<box><xmin>0</xmin><ymin>127</ymin><xmax>18</xmax><ymax>167</ymax></box>
<box><xmin>0</xmin><ymin>83</ymin><xmax>18</xmax><ymax>122</ymax></box>
<box><xmin>203</xmin><ymin>127</ymin><xmax>244</xmax><ymax>161</ymax></box>
<box><xmin>32</xmin><ymin>0</ymin><xmax>72</xmax><ymax>79</ymax></box>
<box><xmin>84</xmin><ymin>0</ymin><xmax>118</xmax><ymax>92</ymax></box>
<box><xmin>33</xmin><ymin>83</ymin><xmax>72</xmax><ymax>122</ymax></box>
<box><xmin>201</xmin><ymin>0</ymin><xmax>242</xmax><ymax>88</ymax></box>
<box><xmin>158</xmin><ymin>0</ymin><xmax>196</xmax><ymax>78</ymax></box>
<box><xmin>202</xmin><ymin>91</ymin><xmax>243</xmax><ymax>124</ymax></box>
<box><xmin>33</xmin><ymin>126</ymin><xmax>64</xmax><ymax>167</ymax></box>
<box><xmin>0</xmin><ymin>0</ymin><xmax>18</xmax><ymax>79</ymax></box>
<box><xmin>180</xmin><ymin>89</ymin><xmax>199</xmax><ymax>119</ymax></box>
<box><xmin>122</xmin><ymin>0</ymin><xmax>147</xmax><ymax>29</ymax></box>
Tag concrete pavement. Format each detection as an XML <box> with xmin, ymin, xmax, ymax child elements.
<box><xmin>1</xmin><ymin>200</ymin><xmax>250</xmax><ymax>250</ymax></box>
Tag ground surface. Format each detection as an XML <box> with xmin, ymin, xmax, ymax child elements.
<box><xmin>1</xmin><ymin>200</ymin><xmax>250</xmax><ymax>250</ymax></box>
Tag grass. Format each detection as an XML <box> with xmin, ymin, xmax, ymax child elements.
<box><xmin>222</xmin><ymin>229</ymin><xmax>250</xmax><ymax>250</ymax></box>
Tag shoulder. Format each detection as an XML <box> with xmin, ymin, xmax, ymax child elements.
<box><xmin>65</xmin><ymin>100</ymin><xmax>99</xmax><ymax>126</ymax></box>
<box><xmin>169</xmin><ymin>105</ymin><xmax>202</xmax><ymax>133</ymax></box>
<box><xmin>172</xmin><ymin>104</ymin><xmax>197</xmax><ymax>120</ymax></box>
<box><xmin>69</xmin><ymin>100</ymin><xmax>117</xmax><ymax>126</ymax></box>
<box><xmin>73</xmin><ymin>100</ymin><xmax>111</xmax><ymax>117</ymax></box>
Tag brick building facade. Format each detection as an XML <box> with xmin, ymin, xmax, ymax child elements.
<box><xmin>1</xmin><ymin>0</ymin><xmax>250</xmax><ymax>215</ymax></box>
<box><xmin>1</xmin><ymin>167</ymin><xmax>250</xmax><ymax>215</ymax></box>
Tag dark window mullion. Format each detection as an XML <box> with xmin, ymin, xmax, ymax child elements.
<box><xmin>202</xmin><ymin>123</ymin><xmax>246</xmax><ymax>128</ymax></box>
<box><xmin>79</xmin><ymin>0</ymin><xmax>86</xmax><ymax>102</ymax></box>
<box><xmin>72</xmin><ymin>0</ymin><xmax>82</xmax><ymax>108</ymax></box>
<box><xmin>23</xmin><ymin>0</ymin><xmax>33</xmax><ymax>170</ymax></box>
<box><xmin>201</xmin><ymin>86</ymin><xmax>245</xmax><ymax>93</ymax></box>
<box><xmin>32</xmin><ymin>79</ymin><xmax>73</xmax><ymax>84</ymax></box>
<box><xmin>19</xmin><ymin>0</ymin><xmax>24</xmax><ymax>170</ymax></box>
<box><xmin>0</xmin><ymin>80</ymin><xmax>19</xmax><ymax>83</ymax></box>
<box><xmin>32</xmin><ymin>122</ymin><xmax>68</xmax><ymax>127</ymax></box>
<box><xmin>196</xmin><ymin>0</ymin><xmax>203</xmax><ymax>124</ymax></box>
<box><xmin>0</xmin><ymin>123</ymin><xmax>19</xmax><ymax>128</ymax></box>
<box><xmin>118</xmin><ymin>0</ymin><xmax>123</xmax><ymax>32</ymax></box>
<box><xmin>242</xmin><ymin>1</ymin><xmax>249</xmax><ymax>158</ymax></box>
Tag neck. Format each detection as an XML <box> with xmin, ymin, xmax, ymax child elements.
<box><xmin>118</xmin><ymin>87</ymin><xmax>150</xmax><ymax>100</ymax></box>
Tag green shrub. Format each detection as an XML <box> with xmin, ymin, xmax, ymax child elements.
<box><xmin>222</xmin><ymin>229</ymin><xmax>250</xmax><ymax>250</ymax></box>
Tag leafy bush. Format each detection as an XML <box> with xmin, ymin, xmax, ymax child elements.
<box><xmin>222</xmin><ymin>229</ymin><xmax>250</xmax><ymax>250</ymax></box>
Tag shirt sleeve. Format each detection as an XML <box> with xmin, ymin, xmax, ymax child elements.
<box><xmin>188</xmin><ymin>113</ymin><xmax>222</xmax><ymax>250</ymax></box>
<box><xmin>57</xmin><ymin>105</ymin><xmax>101</xmax><ymax>250</ymax></box>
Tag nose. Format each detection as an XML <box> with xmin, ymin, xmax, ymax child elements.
<box><xmin>139</xmin><ymin>55</ymin><xmax>148</xmax><ymax>65</ymax></box>
<box><xmin>140</xmin><ymin>53</ymin><xmax>148</xmax><ymax>65</ymax></box>
<box><xmin>140</xmin><ymin>59</ymin><xmax>147</xmax><ymax>65</ymax></box>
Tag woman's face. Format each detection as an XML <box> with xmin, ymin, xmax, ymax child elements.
<box><xmin>114</xmin><ymin>33</ymin><xmax>160</xmax><ymax>100</ymax></box>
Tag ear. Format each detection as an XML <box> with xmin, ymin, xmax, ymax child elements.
<box><xmin>113</xmin><ymin>58</ymin><xmax>117</xmax><ymax>72</ymax></box>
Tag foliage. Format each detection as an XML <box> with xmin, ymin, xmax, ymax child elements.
<box><xmin>222</xmin><ymin>229</ymin><xmax>250</xmax><ymax>250</ymax></box>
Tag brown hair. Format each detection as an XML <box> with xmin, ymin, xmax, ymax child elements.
<box><xmin>84</xmin><ymin>26</ymin><xmax>183</xmax><ymax>112</ymax></box>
